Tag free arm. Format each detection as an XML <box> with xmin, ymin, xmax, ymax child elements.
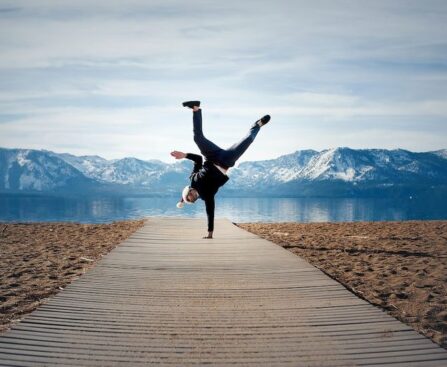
<box><xmin>170</xmin><ymin>151</ymin><xmax>203</xmax><ymax>174</ymax></box>
<box><xmin>185</xmin><ymin>153</ymin><xmax>203</xmax><ymax>174</ymax></box>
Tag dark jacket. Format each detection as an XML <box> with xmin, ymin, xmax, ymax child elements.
<box><xmin>186</xmin><ymin>153</ymin><xmax>229</xmax><ymax>232</ymax></box>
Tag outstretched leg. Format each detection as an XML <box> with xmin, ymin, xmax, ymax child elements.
<box><xmin>219</xmin><ymin>121</ymin><xmax>261</xmax><ymax>168</ymax></box>
<box><xmin>192</xmin><ymin>109</ymin><xmax>224</xmax><ymax>162</ymax></box>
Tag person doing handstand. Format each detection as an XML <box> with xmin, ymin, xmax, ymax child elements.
<box><xmin>171</xmin><ymin>101</ymin><xmax>271</xmax><ymax>239</ymax></box>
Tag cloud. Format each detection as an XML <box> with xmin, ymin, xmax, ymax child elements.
<box><xmin>0</xmin><ymin>0</ymin><xmax>446</xmax><ymax>162</ymax></box>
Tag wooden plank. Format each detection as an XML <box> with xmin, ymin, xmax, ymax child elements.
<box><xmin>0</xmin><ymin>217</ymin><xmax>446</xmax><ymax>366</ymax></box>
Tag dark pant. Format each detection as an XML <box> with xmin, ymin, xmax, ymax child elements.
<box><xmin>193</xmin><ymin>109</ymin><xmax>260</xmax><ymax>169</ymax></box>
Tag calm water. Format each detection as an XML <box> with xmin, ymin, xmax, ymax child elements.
<box><xmin>0</xmin><ymin>194</ymin><xmax>446</xmax><ymax>223</ymax></box>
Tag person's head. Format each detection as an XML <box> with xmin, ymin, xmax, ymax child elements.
<box><xmin>187</xmin><ymin>188</ymin><xmax>199</xmax><ymax>203</ymax></box>
<box><xmin>182</xmin><ymin>186</ymin><xmax>199</xmax><ymax>204</ymax></box>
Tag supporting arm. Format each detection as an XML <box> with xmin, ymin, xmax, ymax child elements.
<box><xmin>204</xmin><ymin>196</ymin><xmax>215</xmax><ymax>238</ymax></box>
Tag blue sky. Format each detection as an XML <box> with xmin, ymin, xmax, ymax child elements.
<box><xmin>0</xmin><ymin>0</ymin><xmax>446</xmax><ymax>163</ymax></box>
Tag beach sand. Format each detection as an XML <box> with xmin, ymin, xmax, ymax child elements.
<box><xmin>0</xmin><ymin>219</ymin><xmax>144</xmax><ymax>333</ymax></box>
<box><xmin>237</xmin><ymin>220</ymin><xmax>447</xmax><ymax>348</ymax></box>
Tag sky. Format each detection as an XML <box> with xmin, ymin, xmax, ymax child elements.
<box><xmin>0</xmin><ymin>0</ymin><xmax>446</xmax><ymax>164</ymax></box>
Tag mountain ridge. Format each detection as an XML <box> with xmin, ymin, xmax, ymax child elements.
<box><xmin>1</xmin><ymin>146</ymin><xmax>446</xmax><ymax>197</ymax></box>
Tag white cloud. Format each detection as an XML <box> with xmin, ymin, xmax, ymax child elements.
<box><xmin>0</xmin><ymin>0</ymin><xmax>446</xmax><ymax>161</ymax></box>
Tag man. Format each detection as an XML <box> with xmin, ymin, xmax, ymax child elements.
<box><xmin>171</xmin><ymin>100</ymin><xmax>270</xmax><ymax>239</ymax></box>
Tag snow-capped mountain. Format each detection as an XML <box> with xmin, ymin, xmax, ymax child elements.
<box><xmin>226</xmin><ymin>149</ymin><xmax>319</xmax><ymax>187</ymax></box>
<box><xmin>0</xmin><ymin>148</ymin><xmax>191</xmax><ymax>195</ymax></box>
<box><xmin>0</xmin><ymin>148</ymin><xmax>98</xmax><ymax>192</ymax></box>
<box><xmin>228</xmin><ymin>147</ymin><xmax>447</xmax><ymax>189</ymax></box>
<box><xmin>1</xmin><ymin>147</ymin><xmax>446</xmax><ymax>197</ymax></box>
<box><xmin>53</xmin><ymin>152</ymin><xmax>168</xmax><ymax>186</ymax></box>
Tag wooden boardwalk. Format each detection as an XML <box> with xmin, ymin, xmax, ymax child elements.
<box><xmin>1</xmin><ymin>217</ymin><xmax>446</xmax><ymax>366</ymax></box>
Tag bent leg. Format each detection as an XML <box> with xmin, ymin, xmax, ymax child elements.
<box><xmin>219</xmin><ymin>121</ymin><xmax>260</xmax><ymax>167</ymax></box>
<box><xmin>193</xmin><ymin>109</ymin><xmax>224</xmax><ymax>161</ymax></box>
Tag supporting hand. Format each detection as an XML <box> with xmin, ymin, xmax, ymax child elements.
<box><xmin>170</xmin><ymin>151</ymin><xmax>186</xmax><ymax>159</ymax></box>
<box><xmin>202</xmin><ymin>231</ymin><xmax>213</xmax><ymax>239</ymax></box>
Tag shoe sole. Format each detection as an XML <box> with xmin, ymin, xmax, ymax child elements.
<box><xmin>258</xmin><ymin>115</ymin><xmax>271</xmax><ymax>126</ymax></box>
<box><xmin>182</xmin><ymin>101</ymin><xmax>201</xmax><ymax>108</ymax></box>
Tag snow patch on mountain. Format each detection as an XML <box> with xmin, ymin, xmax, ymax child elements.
<box><xmin>432</xmin><ymin>149</ymin><xmax>447</xmax><ymax>159</ymax></box>
<box><xmin>17</xmin><ymin>150</ymin><xmax>32</xmax><ymax>167</ymax></box>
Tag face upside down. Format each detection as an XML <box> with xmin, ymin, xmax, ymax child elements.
<box><xmin>187</xmin><ymin>188</ymin><xmax>199</xmax><ymax>203</ymax></box>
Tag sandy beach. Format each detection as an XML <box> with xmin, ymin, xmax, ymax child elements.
<box><xmin>237</xmin><ymin>220</ymin><xmax>447</xmax><ymax>348</ymax></box>
<box><xmin>0</xmin><ymin>220</ymin><xmax>144</xmax><ymax>333</ymax></box>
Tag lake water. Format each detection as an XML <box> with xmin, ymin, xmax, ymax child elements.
<box><xmin>1</xmin><ymin>194</ymin><xmax>446</xmax><ymax>223</ymax></box>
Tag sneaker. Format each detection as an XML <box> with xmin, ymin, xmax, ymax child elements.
<box><xmin>182</xmin><ymin>101</ymin><xmax>201</xmax><ymax>109</ymax></box>
<box><xmin>256</xmin><ymin>114</ymin><xmax>271</xmax><ymax>127</ymax></box>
